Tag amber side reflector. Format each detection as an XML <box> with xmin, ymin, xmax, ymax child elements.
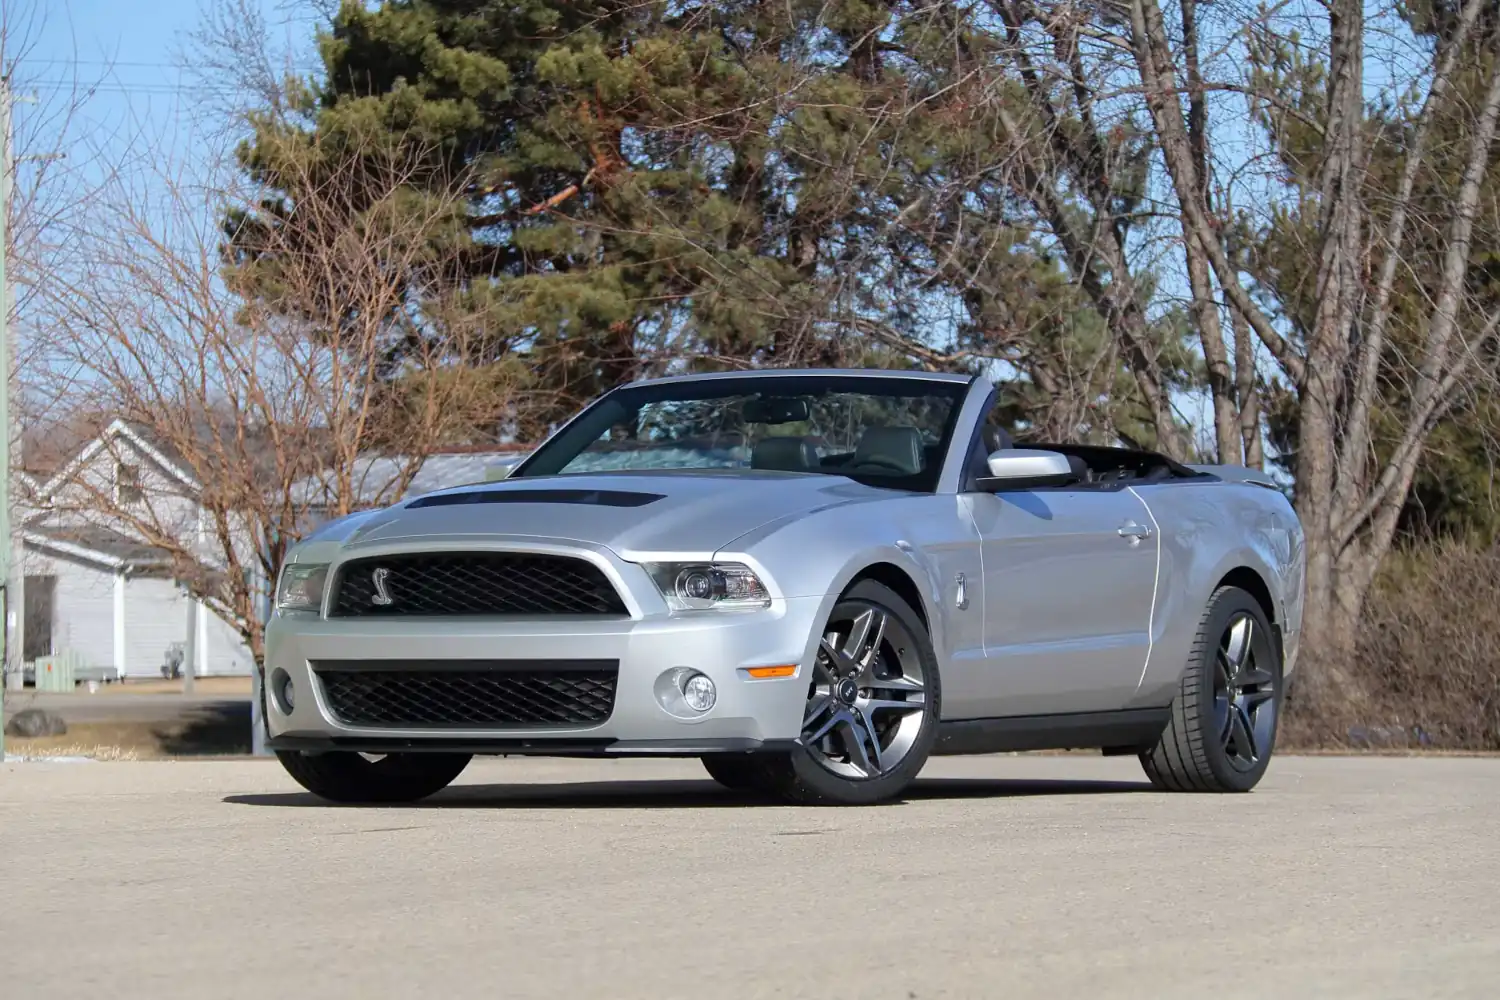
<box><xmin>744</xmin><ymin>665</ymin><xmax>797</xmax><ymax>679</ymax></box>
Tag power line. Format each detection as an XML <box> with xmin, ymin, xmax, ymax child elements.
<box><xmin>19</xmin><ymin>80</ymin><xmax>246</xmax><ymax>95</ymax></box>
<box><xmin>16</xmin><ymin>58</ymin><xmax>190</xmax><ymax>69</ymax></box>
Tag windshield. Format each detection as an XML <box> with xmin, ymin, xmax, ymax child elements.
<box><xmin>512</xmin><ymin>374</ymin><xmax>970</xmax><ymax>492</ymax></box>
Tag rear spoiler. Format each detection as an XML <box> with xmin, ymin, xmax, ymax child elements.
<box><xmin>1186</xmin><ymin>464</ymin><xmax>1283</xmax><ymax>490</ymax></box>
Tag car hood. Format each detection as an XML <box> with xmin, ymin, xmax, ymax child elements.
<box><xmin>307</xmin><ymin>471</ymin><xmax>896</xmax><ymax>560</ymax></box>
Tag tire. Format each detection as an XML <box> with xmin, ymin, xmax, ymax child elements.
<box><xmin>276</xmin><ymin>750</ymin><xmax>472</xmax><ymax>804</ymax></box>
<box><xmin>754</xmin><ymin>579</ymin><xmax>941</xmax><ymax>806</ymax></box>
<box><xmin>700</xmin><ymin>755</ymin><xmax>764</xmax><ymax>791</ymax></box>
<box><xmin>1140</xmin><ymin>586</ymin><xmax>1282</xmax><ymax>793</ymax></box>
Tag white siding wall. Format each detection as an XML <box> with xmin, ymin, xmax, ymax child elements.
<box><xmin>124</xmin><ymin>577</ymin><xmax>191</xmax><ymax>678</ymax></box>
<box><xmin>123</xmin><ymin>581</ymin><xmax>256</xmax><ymax>677</ymax></box>
<box><xmin>46</xmin><ymin>557</ymin><xmax>118</xmax><ymax>675</ymax></box>
<box><xmin>205</xmin><ymin>611</ymin><xmax>256</xmax><ymax>676</ymax></box>
<box><xmin>46</xmin><ymin>434</ymin><xmax>202</xmax><ymax>543</ymax></box>
<box><xmin>24</xmin><ymin>426</ymin><xmax>275</xmax><ymax>679</ymax></box>
<box><xmin>21</xmin><ymin>548</ymin><xmax>258</xmax><ymax>679</ymax></box>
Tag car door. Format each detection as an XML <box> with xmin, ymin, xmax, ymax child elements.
<box><xmin>952</xmin><ymin>482</ymin><xmax>1160</xmax><ymax>719</ymax></box>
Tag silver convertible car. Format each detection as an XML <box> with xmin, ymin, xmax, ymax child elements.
<box><xmin>265</xmin><ymin>369</ymin><xmax>1304</xmax><ymax>805</ymax></box>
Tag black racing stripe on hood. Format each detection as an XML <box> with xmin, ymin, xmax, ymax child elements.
<box><xmin>406</xmin><ymin>489</ymin><xmax>665</xmax><ymax>510</ymax></box>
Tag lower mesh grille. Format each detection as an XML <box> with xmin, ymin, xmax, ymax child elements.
<box><xmin>312</xmin><ymin>661</ymin><xmax>618</xmax><ymax>728</ymax></box>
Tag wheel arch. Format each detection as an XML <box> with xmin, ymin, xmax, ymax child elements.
<box><xmin>1212</xmin><ymin>564</ymin><xmax>1286</xmax><ymax>678</ymax></box>
<box><xmin>1216</xmin><ymin>565</ymin><xmax>1276</xmax><ymax>625</ymax></box>
<box><xmin>816</xmin><ymin>548</ymin><xmax>947</xmax><ymax>665</ymax></box>
<box><xmin>844</xmin><ymin>561</ymin><xmax>931</xmax><ymax>632</ymax></box>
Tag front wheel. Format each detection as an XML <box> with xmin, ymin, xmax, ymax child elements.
<box><xmin>700</xmin><ymin>755</ymin><xmax>767</xmax><ymax>792</ymax></box>
<box><xmin>756</xmin><ymin>580</ymin><xmax>941</xmax><ymax>805</ymax></box>
<box><xmin>1140</xmin><ymin>586</ymin><xmax>1282</xmax><ymax>792</ymax></box>
<box><xmin>276</xmin><ymin>750</ymin><xmax>472</xmax><ymax>804</ymax></box>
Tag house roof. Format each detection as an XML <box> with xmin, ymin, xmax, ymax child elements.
<box><xmin>36</xmin><ymin>418</ymin><xmax>200</xmax><ymax>499</ymax></box>
<box><xmin>33</xmin><ymin>411</ymin><xmax>525</xmax><ymax>504</ymax></box>
<box><xmin>294</xmin><ymin>448</ymin><xmax>531</xmax><ymax>507</ymax></box>
<box><xmin>23</xmin><ymin>523</ymin><xmax>174</xmax><ymax>569</ymax></box>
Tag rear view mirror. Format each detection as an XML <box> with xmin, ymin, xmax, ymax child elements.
<box><xmin>977</xmin><ymin>449</ymin><xmax>1080</xmax><ymax>491</ymax></box>
<box><xmin>743</xmin><ymin>396</ymin><xmax>811</xmax><ymax>424</ymax></box>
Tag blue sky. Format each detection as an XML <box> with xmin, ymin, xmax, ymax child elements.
<box><xmin>3</xmin><ymin>2</ymin><xmax>1412</xmax><ymax>471</ymax></box>
<box><xmin>17</xmin><ymin>0</ymin><xmax>226</xmax><ymax>153</ymax></box>
<box><xmin>4</xmin><ymin>0</ymin><xmax>1233</xmax><ymax>455</ymax></box>
<box><xmin>9</xmin><ymin>0</ymin><xmax>316</xmax><ymax>190</ymax></box>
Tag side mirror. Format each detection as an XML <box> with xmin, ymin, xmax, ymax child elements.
<box><xmin>976</xmin><ymin>449</ymin><xmax>1080</xmax><ymax>492</ymax></box>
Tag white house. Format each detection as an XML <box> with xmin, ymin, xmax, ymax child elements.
<box><xmin>7</xmin><ymin>420</ymin><xmax>528</xmax><ymax>685</ymax></box>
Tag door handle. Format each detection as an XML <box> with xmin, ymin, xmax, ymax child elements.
<box><xmin>1118</xmin><ymin>522</ymin><xmax>1153</xmax><ymax>541</ymax></box>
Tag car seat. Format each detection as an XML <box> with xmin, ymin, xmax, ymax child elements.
<box><xmin>751</xmin><ymin>436</ymin><xmax>820</xmax><ymax>472</ymax></box>
<box><xmin>853</xmin><ymin>426</ymin><xmax>925</xmax><ymax>475</ymax></box>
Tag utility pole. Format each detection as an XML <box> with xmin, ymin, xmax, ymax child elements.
<box><xmin>0</xmin><ymin>79</ymin><xmax>62</xmax><ymax>759</ymax></box>
<box><xmin>182</xmin><ymin>591</ymin><xmax>196</xmax><ymax>696</ymax></box>
<box><xmin>1</xmin><ymin>76</ymin><xmax>14</xmax><ymax>761</ymax></box>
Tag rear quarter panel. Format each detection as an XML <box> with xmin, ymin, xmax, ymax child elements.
<box><xmin>1127</xmin><ymin>480</ymin><xmax>1305</xmax><ymax>708</ymax></box>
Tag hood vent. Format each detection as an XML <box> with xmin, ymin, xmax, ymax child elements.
<box><xmin>406</xmin><ymin>488</ymin><xmax>665</xmax><ymax>510</ymax></box>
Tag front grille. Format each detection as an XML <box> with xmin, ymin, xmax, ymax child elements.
<box><xmin>329</xmin><ymin>552</ymin><xmax>627</xmax><ymax>617</ymax></box>
<box><xmin>313</xmin><ymin>661</ymin><xmax>619</xmax><ymax>727</ymax></box>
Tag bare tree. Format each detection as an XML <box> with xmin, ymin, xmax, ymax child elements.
<box><xmin>32</xmin><ymin>136</ymin><xmax>518</xmax><ymax>663</ymax></box>
<box><xmin>2</xmin><ymin>1</ymin><xmax>117</xmax><ymax>438</ymax></box>
<box><xmin>1126</xmin><ymin>0</ymin><xmax>1500</xmax><ymax>675</ymax></box>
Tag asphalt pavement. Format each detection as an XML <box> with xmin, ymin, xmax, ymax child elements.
<box><xmin>2</xmin><ymin>753</ymin><xmax>1496</xmax><ymax>999</ymax></box>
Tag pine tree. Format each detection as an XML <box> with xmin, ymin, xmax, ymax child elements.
<box><xmin>229</xmin><ymin>1</ymin><xmax>1195</xmax><ymax>443</ymax></box>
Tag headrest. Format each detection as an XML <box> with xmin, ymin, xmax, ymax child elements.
<box><xmin>853</xmin><ymin>426</ymin><xmax>924</xmax><ymax>475</ymax></box>
<box><xmin>751</xmin><ymin>436</ymin><xmax>819</xmax><ymax>472</ymax></box>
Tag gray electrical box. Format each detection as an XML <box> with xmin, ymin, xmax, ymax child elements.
<box><xmin>32</xmin><ymin>651</ymin><xmax>80</xmax><ymax>693</ymax></box>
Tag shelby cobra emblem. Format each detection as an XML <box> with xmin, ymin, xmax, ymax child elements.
<box><xmin>370</xmin><ymin>567</ymin><xmax>393</xmax><ymax>606</ymax></box>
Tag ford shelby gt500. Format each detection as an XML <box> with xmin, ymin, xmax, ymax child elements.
<box><xmin>265</xmin><ymin>369</ymin><xmax>1304</xmax><ymax>805</ymax></box>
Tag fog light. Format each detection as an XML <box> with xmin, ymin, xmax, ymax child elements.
<box><xmin>681</xmin><ymin>672</ymin><xmax>716</xmax><ymax>713</ymax></box>
<box><xmin>270</xmin><ymin>668</ymin><xmax>295</xmax><ymax>714</ymax></box>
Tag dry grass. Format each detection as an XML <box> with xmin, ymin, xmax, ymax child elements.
<box><xmin>3</xmin><ymin>742</ymin><xmax>141</xmax><ymax>761</ymax></box>
<box><xmin>3</xmin><ymin>717</ymin><xmax>249</xmax><ymax>760</ymax></box>
<box><xmin>73</xmin><ymin>676</ymin><xmax>252</xmax><ymax>697</ymax></box>
<box><xmin>1284</xmin><ymin>538</ymin><xmax>1500</xmax><ymax>751</ymax></box>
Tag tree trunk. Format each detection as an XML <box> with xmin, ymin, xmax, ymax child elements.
<box><xmin>1178</xmin><ymin>0</ymin><xmax>1241</xmax><ymax>465</ymax></box>
<box><xmin>1292</xmin><ymin>0</ymin><xmax>1365</xmax><ymax>682</ymax></box>
<box><xmin>1230</xmin><ymin>300</ymin><xmax>1263</xmax><ymax>468</ymax></box>
<box><xmin>1185</xmin><ymin>232</ymin><xmax>1241</xmax><ymax>463</ymax></box>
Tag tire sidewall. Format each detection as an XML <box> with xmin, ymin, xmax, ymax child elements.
<box><xmin>784</xmin><ymin>580</ymin><xmax>942</xmax><ymax>804</ymax></box>
<box><xmin>276</xmin><ymin>750</ymin><xmax>472</xmax><ymax>803</ymax></box>
<box><xmin>1193</xmin><ymin>588</ymin><xmax>1283</xmax><ymax>791</ymax></box>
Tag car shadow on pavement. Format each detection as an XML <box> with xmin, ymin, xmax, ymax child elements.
<box><xmin>224</xmin><ymin>776</ymin><xmax>1152</xmax><ymax>810</ymax></box>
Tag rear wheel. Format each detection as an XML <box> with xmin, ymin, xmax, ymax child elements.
<box><xmin>756</xmin><ymin>580</ymin><xmax>940</xmax><ymax>805</ymax></box>
<box><xmin>1140</xmin><ymin>586</ymin><xmax>1281</xmax><ymax>793</ymax></box>
<box><xmin>275</xmin><ymin>750</ymin><xmax>472</xmax><ymax>804</ymax></box>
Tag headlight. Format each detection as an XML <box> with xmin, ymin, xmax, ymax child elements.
<box><xmin>276</xmin><ymin>563</ymin><xmax>329</xmax><ymax>612</ymax></box>
<box><xmin>644</xmin><ymin>562</ymin><xmax>771</xmax><ymax>612</ymax></box>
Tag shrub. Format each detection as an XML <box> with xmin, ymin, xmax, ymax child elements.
<box><xmin>1284</xmin><ymin>538</ymin><xmax>1500</xmax><ymax>750</ymax></box>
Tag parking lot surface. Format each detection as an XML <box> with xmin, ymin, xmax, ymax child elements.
<box><xmin>2</xmin><ymin>753</ymin><xmax>1496</xmax><ymax>999</ymax></box>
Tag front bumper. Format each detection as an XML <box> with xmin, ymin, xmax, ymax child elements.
<box><xmin>263</xmin><ymin>597</ymin><xmax>828</xmax><ymax>756</ymax></box>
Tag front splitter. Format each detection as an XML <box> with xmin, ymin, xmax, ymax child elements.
<box><xmin>267</xmin><ymin>734</ymin><xmax>801</xmax><ymax>758</ymax></box>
